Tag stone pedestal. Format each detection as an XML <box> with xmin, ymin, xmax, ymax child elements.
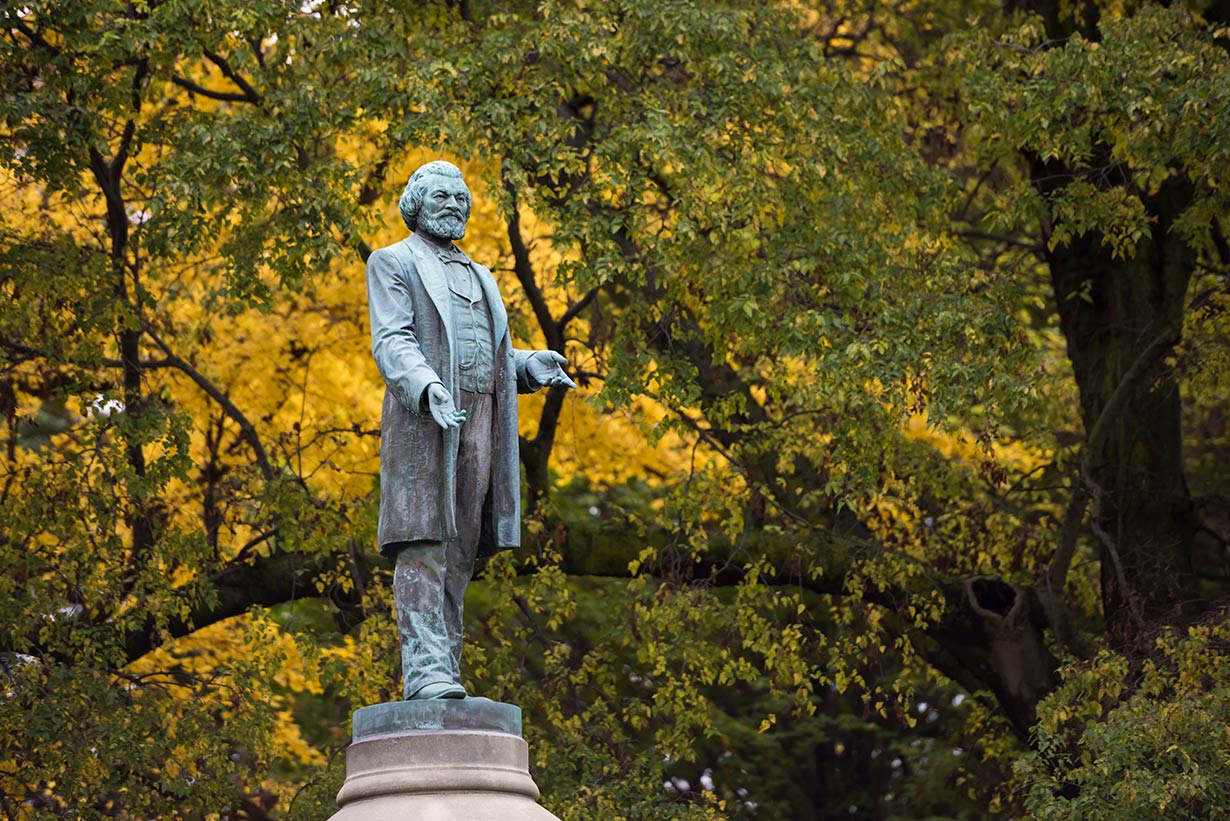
<box><xmin>329</xmin><ymin>698</ymin><xmax>560</xmax><ymax>820</ymax></box>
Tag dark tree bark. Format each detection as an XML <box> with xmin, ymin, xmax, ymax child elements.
<box><xmin>999</xmin><ymin>0</ymin><xmax>1223</xmax><ymax>644</ymax></box>
<box><xmin>1037</xmin><ymin>168</ymin><xmax>1201</xmax><ymax>641</ymax></box>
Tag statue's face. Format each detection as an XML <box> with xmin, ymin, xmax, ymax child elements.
<box><xmin>416</xmin><ymin>176</ymin><xmax>471</xmax><ymax>241</ymax></box>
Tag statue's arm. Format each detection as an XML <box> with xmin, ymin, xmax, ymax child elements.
<box><xmin>367</xmin><ymin>247</ymin><xmax>442</xmax><ymax>414</ymax></box>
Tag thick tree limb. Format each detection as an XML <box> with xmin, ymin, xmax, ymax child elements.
<box><xmin>121</xmin><ymin>553</ymin><xmax>328</xmax><ymax>663</ymax></box>
<box><xmin>2</xmin><ymin>548</ymin><xmax>378</xmax><ymax>668</ymax></box>
<box><xmin>161</xmin><ymin>552</ymin><xmax>368</xmax><ymax>663</ymax></box>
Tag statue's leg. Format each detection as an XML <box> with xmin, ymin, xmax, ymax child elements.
<box><xmin>446</xmin><ymin>390</ymin><xmax>495</xmax><ymax>683</ymax></box>
<box><xmin>393</xmin><ymin>541</ymin><xmax>460</xmax><ymax>699</ymax></box>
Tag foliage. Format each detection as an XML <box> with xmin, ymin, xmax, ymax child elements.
<box><xmin>1017</xmin><ymin>617</ymin><xmax>1230</xmax><ymax>820</ymax></box>
<box><xmin>461</xmin><ymin>551</ymin><xmax>985</xmax><ymax>820</ymax></box>
<box><xmin>949</xmin><ymin>4</ymin><xmax>1230</xmax><ymax>265</ymax></box>
<box><xmin>2</xmin><ymin>0</ymin><xmax>1229</xmax><ymax>818</ymax></box>
<box><xmin>2</xmin><ymin>654</ymin><xmax>272</xmax><ymax>817</ymax></box>
<box><xmin>0</xmin><ymin>0</ymin><xmax>387</xmax><ymax>814</ymax></box>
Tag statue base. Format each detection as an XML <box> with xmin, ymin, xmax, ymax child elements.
<box><xmin>328</xmin><ymin>698</ymin><xmax>560</xmax><ymax>820</ymax></box>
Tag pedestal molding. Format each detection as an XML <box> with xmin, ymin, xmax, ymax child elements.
<box><xmin>329</xmin><ymin>700</ymin><xmax>559</xmax><ymax>820</ymax></box>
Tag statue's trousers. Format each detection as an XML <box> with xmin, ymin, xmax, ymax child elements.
<box><xmin>392</xmin><ymin>389</ymin><xmax>495</xmax><ymax>698</ymax></box>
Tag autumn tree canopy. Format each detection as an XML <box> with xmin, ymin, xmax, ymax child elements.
<box><xmin>2</xmin><ymin>0</ymin><xmax>1229</xmax><ymax>818</ymax></box>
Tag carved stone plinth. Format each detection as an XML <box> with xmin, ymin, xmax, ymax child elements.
<box><xmin>328</xmin><ymin>698</ymin><xmax>560</xmax><ymax>820</ymax></box>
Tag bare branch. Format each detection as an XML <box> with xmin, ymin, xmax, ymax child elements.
<box><xmin>504</xmin><ymin>181</ymin><xmax>563</xmax><ymax>351</ymax></box>
<box><xmin>559</xmin><ymin>286</ymin><xmax>600</xmax><ymax>328</ymax></box>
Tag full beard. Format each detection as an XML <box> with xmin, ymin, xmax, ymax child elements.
<box><xmin>421</xmin><ymin>212</ymin><xmax>467</xmax><ymax>240</ymax></box>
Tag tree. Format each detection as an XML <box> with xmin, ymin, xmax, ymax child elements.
<box><xmin>950</xmin><ymin>0</ymin><xmax>1230</xmax><ymax>637</ymax></box>
<box><xmin>415</xmin><ymin>0</ymin><xmax>1230</xmax><ymax>809</ymax></box>
<box><xmin>3</xmin><ymin>0</ymin><xmax>1229</xmax><ymax>817</ymax></box>
<box><xmin>0</xmin><ymin>1</ymin><xmax>394</xmax><ymax>814</ymax></box>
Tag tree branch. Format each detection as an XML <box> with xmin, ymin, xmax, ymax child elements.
<box><xmin>504</xmin><ymin>182</ymin><xmax>564</xmax><ymax>351</ymax></box>
<box><xmin>559</xmin><ymin>286</ymin><xmax>600</xmax><ymax>327</ymax></box>
<box><xmin>10</xmin><ymin>19</ymin><xmax>57</xmax><ymax>53</ymax></box>
<box><xmin>957</xmin><ymin>229</ymin><xmax>1043</xmax><ymax>252</ymax></box>
<box><xmin>118</xmin><ymin>550</ymin><xmax>372</xmax><ymax>664</ymax></box>
<box><xmin>112</xmin><ymin>59</ymin><xmax>148</xmax><ymax>178</ymax></box>
<box><xmin>202</xmin><ymin>49</ymin><xmax>263</xmax><ymax>104</ymax></box>
<box><xmin>171</xmin><ymin>75</ymin><xmax>252</xmax><ymax>103</ymax></box>
<box><xmin>142</xmin><ymin>326</ymin><xmax>276</xmax><ymax>481</ymax></box>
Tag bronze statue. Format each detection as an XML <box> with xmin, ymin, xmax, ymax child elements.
<box><xmin>367</xmin><ymin>161</ymin><xmax>575</xmax><ymax>700</ymax></box>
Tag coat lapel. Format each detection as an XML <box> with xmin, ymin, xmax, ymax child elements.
<box><xmin>405</xmin><ymin>234</ymin><xmax>453</xmax><ymax>346</ymax></box>
<box><xmin>472</xmin><ymin>262</ymin><xmax>509</xmax><ymax>346</ymax></box>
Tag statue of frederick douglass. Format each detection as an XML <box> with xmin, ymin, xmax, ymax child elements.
<box><xmin>367</xmin><ymin>161</ymin><xmax>575</xmax><ymax>700</ymax></box>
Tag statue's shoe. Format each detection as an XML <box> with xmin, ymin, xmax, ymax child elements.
<box><xmin>408</xmin><ymin>681</ymin><xmax>467</xmax><ymax>700</ymax></box>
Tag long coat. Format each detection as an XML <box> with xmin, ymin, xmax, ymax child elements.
<box><xmin>367</xmin><ymin>232</ymin><xmax>537</xmax><ymax>558</ymax></box>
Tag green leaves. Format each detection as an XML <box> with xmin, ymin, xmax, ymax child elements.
<box><xmin>950</xmin><ymin>5</ymin><xmax>1230</xmax><ymax>258</ymax></box>
<box><xmin>3</xmin><ymin>0</ymin><xmax>1229</xmax><ymax>816</ymax></box>
<box><xmin>1019</xmin><ymin>620</ymin><xmax>1230</xmax><ymax>820</ymax></box>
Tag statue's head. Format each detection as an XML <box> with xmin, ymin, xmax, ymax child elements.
<box><xmin>398</xmin><ymin>160</ymin><xmax>472</xmax><ymax>241</ymax></box>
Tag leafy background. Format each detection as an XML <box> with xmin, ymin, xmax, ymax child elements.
<box><xmin>2</xmin><ymin>1</ymin><xmax>1229</xmax><ymax>818</ymax></box>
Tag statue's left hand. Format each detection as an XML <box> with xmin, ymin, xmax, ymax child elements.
<box><xmin>527</xmin><ymin>350</ymin><xmax>577</xmax><ymax>389</ymax></box>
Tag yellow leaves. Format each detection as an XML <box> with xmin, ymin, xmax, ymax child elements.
<box><xmin>866</xmin><ymin>698</ymin><xmax>888</xmax><ymax>719</ymax></box>
<box><xmin>627</xmin><ymin>701</ymin><xmax>652</xmax><ymax>732</ymax></box>
<box><xmin>627</xmin><ymin>545</ymin><xmax>656</xmax><ymax>575</ymax></box>
<box><xmin>273</xmin><ymin>708</ymin><xmax>326</xmax><ymax>766</ymax></box>
<box><xmin>900</xmin><ymin>231</ymin><xmax>951</xmax><ymax>256</ymax></box>
<box><xmin>522</xmin><ymin>388</ymin><xmax>715</xmax><ymax>493</ymax></box>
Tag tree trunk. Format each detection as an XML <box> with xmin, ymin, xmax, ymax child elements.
<box><xmin>1037</xmin><ymin>165</ymin><xmax>1201</xmax><ymax>642</ymax></box>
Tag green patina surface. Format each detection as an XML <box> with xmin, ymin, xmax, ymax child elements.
<box><xmin>352</xmin><ymin>697</ymin><xmax>523</xmax><ymax>741</ymax></box>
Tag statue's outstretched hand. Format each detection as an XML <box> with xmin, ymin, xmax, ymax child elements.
<box><xmin>425</xmin><ymin>383</ymin><xmax>466</xmax><ymax>429</ymax></box>
<box><xmin>528</xmin><ymin>351</ymin><xmax>577</xmax><ymax>389</ymax></box>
